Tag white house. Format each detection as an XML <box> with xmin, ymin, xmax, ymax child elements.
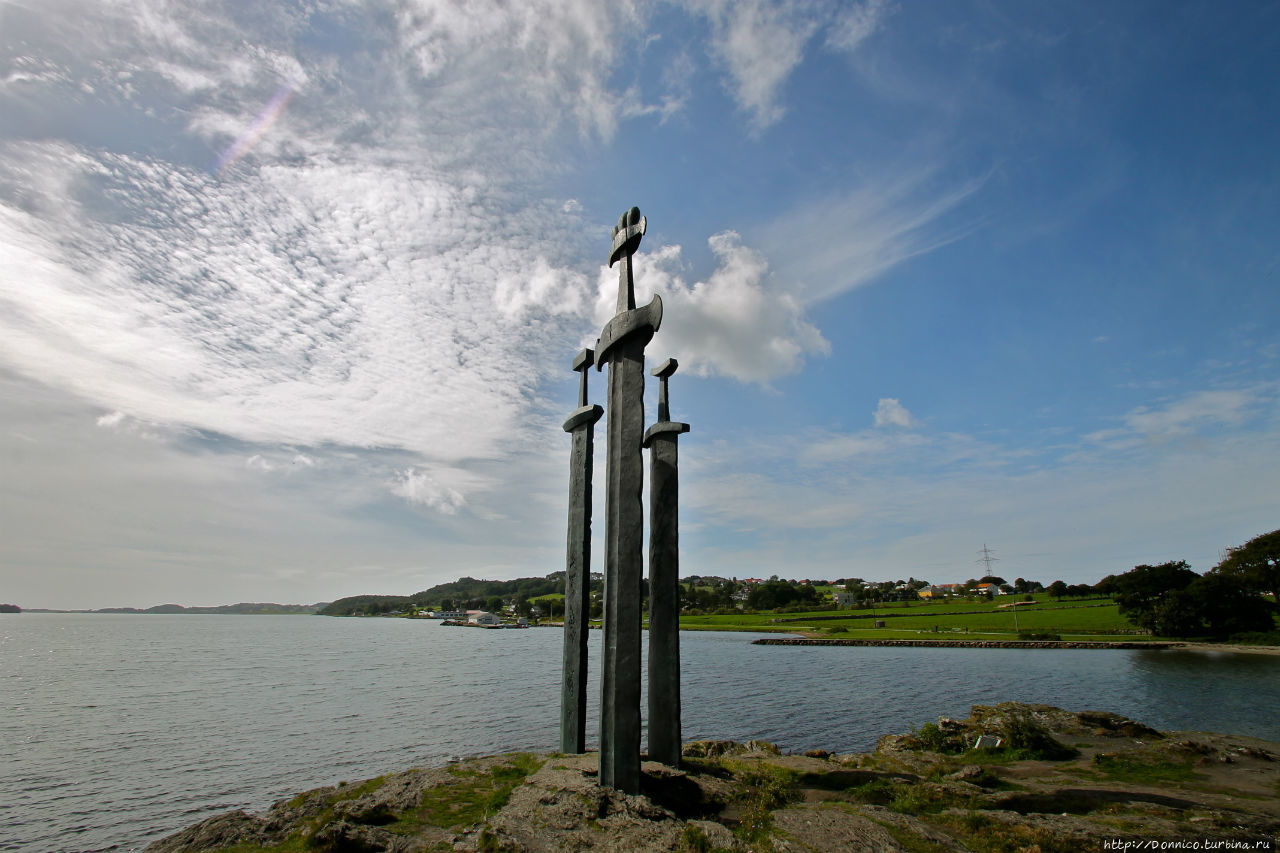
<box><xmin>832</xmin><ymin>591</ymin><xmax>858</xmax><ymax>608</ymax></box>
<box><xmin>469</xmin><ymin>611</ymin><xmax>502</xmax><ymax>627</ymax></box>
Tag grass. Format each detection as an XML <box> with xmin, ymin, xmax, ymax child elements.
<box><xmin>200</xmin><ymin>756</ymin><xmax>543</xmax><ymax>853</ymax></box>
<box><xmin>1089</xmin><ymin>752</ymin><xmax>1200</xmax><ymax>785</ymax></box>
<box><xmin>723</xmin><ymin>762</ymin><xmax>800</xmax><ymax>848</ymax></box>
<box><xmin>201</xmin><ymin>776</ymin><xmax>395</xmax><ymax>853</ymax></box>
<box><xmin>678</xmin><ymin>595</ymin><xmax>1156</xmax><ymax>641</ymax></box>
<box><xmin>931</xmin><ymin>812</ymin><xmax>1095</xmax><ymax>853</ymax></box>
<box><xmin>863</xmin><ymin>815</ymin><xmax>957</xmax><ymax>853</ymax></box>
<box><xmin>392</xmin><ymin>753</ymin><xmax>544</xmax><ymax>833</ymax></box>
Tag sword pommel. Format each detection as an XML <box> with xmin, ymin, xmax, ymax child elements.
<box><xmin>609</xmin><ymin>207</ymin><xmax>645</xmax><ymax>267</ymax></box>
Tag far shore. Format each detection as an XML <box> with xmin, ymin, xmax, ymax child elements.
<box><xmin>1174</xmin><ymin>641</ymin><xmax>1280</xmax><ymax>656</ymax></box>
<box><xmin>750</xmin><ymin>635</ymin><xmax>1280</xmax><ymax>654</ymax></box>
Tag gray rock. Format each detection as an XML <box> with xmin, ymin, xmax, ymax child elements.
<box><xmin>144</xmin><ymin>810</ymin><xmax>274</xmax><ymax>853</ymax></box>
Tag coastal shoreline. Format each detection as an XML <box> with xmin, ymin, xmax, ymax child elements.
<box><xmin>752</xmin><ymin>636</ymin><xmax>1280</xmax><ymax>654</ymax></box>
<box><xmin>752</xmin><ymin>637</ymin><xmax>1182</xmax><ymax>649</ymax></box>
<box><xmin>146</xmin><ymin>702</ymin><xmax>1280</xmax><ymax>853</ymax></box>
<box><xmin>1173</xmin><ymin>641</ymin><xmax>1280</xmax><ymax>656</ymax></box>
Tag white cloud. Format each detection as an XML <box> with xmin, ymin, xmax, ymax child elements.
<box><xmin>93</xmin><ymin>409</ymin><xmax>183</xmax><ymax>442</ymax></box>
<box><xmin>0</xmin><ymin>0</ymin><xmax>959</xmax><ymax>489</ymax></box>
<box><xmin>390</xmin><ymin>467</ymin><xmax>468</xmax><ymax>514</ymax></box>
<box><xmin>246</xmin><ymin>454</ymin><xmax>274</xmax><ymax>471</ymax></box>
<box><xmin>874</xmin><ymin>397</ymin><xmax>915</xmax><ymax>428</ymax></box>
<box><xmin>695</xmin><ymin>0</ymin><xmax>817</xmax><ymax>128</ymax></box>
<box><xmin>392</xmin><ymin>0</ymin><xmax>643</xmax><ymax>142</ymax></box>
<box><xmin>594</xmin><ymin>231</ymin><xmax>829</xmax><ymax>383</ymax></box>
<box><xmin>96</xmin><ymin>411</ymin><xmax>127</xmax><ymax>429</ymax></box>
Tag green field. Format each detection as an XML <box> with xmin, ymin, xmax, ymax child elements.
<box><xmin>677</xmin><ymin>595</ymin><xmax>1159</xmax><ymax>641</ymax></box>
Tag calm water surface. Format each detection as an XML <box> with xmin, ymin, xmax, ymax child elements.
<box><xmin>2</xmin><ymin>614</ymin><xmax>1278</xmax><ymax>852</ymax></box>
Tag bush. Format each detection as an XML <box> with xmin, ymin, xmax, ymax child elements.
<box><xmin>1000</xmin><ymin>712</ymin><xmax>1079</xmax><ymax>761</ymax></box>
<box><xmin>909</xmin><ymin>722</ymin><xmax>965</xmax><ymax>754</ymax></box>
<box><xmin>1228</xmin><ymin>630</ymin><xmax>1280</xmax><ymax>646</ymax></box>
<box><xmin>680</xmin><ymin>824</ymin><xmax>712</xmax><ymax>853</ymax></box>
<box><xmin>914</xmin><ymin>722</ymin><xmax>947</xmax><ymax>752</ymax></box>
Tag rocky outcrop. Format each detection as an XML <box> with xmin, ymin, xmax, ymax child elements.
<box><xmin>147</xmin><ymin>703</ymin><xmax>1280</xmax><ymax>853</ymax></box>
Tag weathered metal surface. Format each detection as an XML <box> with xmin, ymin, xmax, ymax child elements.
<box><xmin>561</xmin><ymin>348</ymin><xmax>602</xmax><ymax>755</ymax></box>
<box><xmin>643</xmin><ymin>360</ymin><xmax>689</xmax><ymax>768</ymax></box>
<box><xmin>608</xmin><ymin>213</ymin><xmax>646</xmax><ymax>281</ymax></box>
<box><xmin>595</xmin><ymin>296</ymin><xmax>662</xmax><ymax>369</ymax></box>
<box><xmin>597</xmin><ymin>207</ymin><xmax>659</xmax><ymax>794</ymax></box>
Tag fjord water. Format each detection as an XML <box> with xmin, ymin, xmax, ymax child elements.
<box><xmin>3</xmin><ymin>615</ymin><xmax>1278</xmax><ymax>853</ymax></box>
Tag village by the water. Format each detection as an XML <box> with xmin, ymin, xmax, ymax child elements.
<box><xmin>319</xmin><ymin>553</ymin><xmax>1277</xmax><ymax>651</ymax></box>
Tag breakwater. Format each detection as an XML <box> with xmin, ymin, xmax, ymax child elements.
<box><xmin>752</xmin><ymin>637</ymin><xmax>1182</xmax><ymax>649</ymax></box>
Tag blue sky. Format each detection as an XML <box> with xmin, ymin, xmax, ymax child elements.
<box><xmin>1</xmin><ymin>0</ymin><xmax>1277</xmax><ymax>608</ymax></box>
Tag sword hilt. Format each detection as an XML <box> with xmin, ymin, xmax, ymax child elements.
<box><xmin>572</xmin><ymin>348</ymin><xmax>594</xmax><ymax>408</ymax></box>
<box><xmin>609</xmin><ymin>207</ymin><xmax>645</xmax><ymax>314</ymax></box>
<box><xmin>652</xmin><ymin>358</ymin><xmax>678</xmax><ymax>422</ymax></box>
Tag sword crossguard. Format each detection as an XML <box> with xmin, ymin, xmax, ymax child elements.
<box><xmin>594</xmin><ymin>295</ymin><xmax>662</xmax><ymax>370</ymax></box>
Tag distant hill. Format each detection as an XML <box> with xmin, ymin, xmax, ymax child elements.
<box><xmin>26</xmin><ymin>602</ymin><xmax>328</xmax><ymax>615</ymax></box>
<box><xmin>319</xmin><ymin>575</ymin><xmax>575</xmax><ymax>616</ymax></box>
<box><xmin>0</xmin><ymin>603</ymin><xmax>20</xmax><ymax>613</ymax></box>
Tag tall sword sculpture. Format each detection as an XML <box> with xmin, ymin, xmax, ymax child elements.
<box><xmin>642</xmin><ymin>358</ymin><xmax>689</xmax><ymax>767</ymax></box>
<box><xmin>560</xmin><ymin>348</ymin><xmax>603</xmax><ymax>754</ymax></box>
<box><xmin>595</xmin><ymin>206</ymin><xmax>662</xmax><ymax>793</ymax></box>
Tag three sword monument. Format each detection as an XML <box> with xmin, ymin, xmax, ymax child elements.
<box><xmin>559</xmin><ymin>207</ymin><xmax>689</xmax><ymax>794</ymax></box>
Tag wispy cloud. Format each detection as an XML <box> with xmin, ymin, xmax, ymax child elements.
<box><xmin>0</xmin><ymin>0</ymin><xmax>664</xmax><ymax>479</ymax></box>
<box><xmin>1081</xmin><ymin>386</ymin><xmax>1274</xmax><ymax>452</ymax></box>
<box><xmin>695</xmin><ymin>0</ymin><xmax>817</xmax><ymax>129</ymax></box>
<box><xmin>691</xmin><ymin>0</ymin><xmax>889</xmax><ymax>129</ymax></box>
<box><xmin>825</xmin><ymin>0</ymin><xmax>892</xmax><ymax>52</ymax></box>
<box><xmin>759</xmin><ymin>168</ymin><xmax>985</xmax><ymax>303</ymax></box>
<box><xmin>685</xmin><ymin>387</ymin><xmax>1280</xmax><ymax>582</ymax></box>
<box><xmin>1124</xmin><ymin>389</ymin><xmax>1261</xmax><ymax>438</ymax></box>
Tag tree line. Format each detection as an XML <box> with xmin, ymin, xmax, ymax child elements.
<box><xmin>319</xmin><ymin>574</ymin><xmax>568</xmax><ymax>616</ymax></box>
<box><xmin>1097</xmin><ymin>528</ymin><xmax>1278</xmax><ymax>639</ymax></box>
<box><xmin>318</xmin><ymin>529</ymin><xmax>1278</xmax><ymax>640</ymax></box>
